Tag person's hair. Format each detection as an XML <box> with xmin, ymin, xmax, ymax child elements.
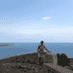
<box><xmin>40</xmin><ymin>41</ymin><xmax>44</xmax><ymax>44</ymax></box>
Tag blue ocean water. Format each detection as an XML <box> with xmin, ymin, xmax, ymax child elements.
<box><xmin>0</xmin><ymin>43</ymin><xmax>73</xmax><ymax>59</ymax></box>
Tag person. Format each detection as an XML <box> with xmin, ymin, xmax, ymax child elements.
<box><xmin>37</xmin><ymin>41</ymin><xmax>51</xmax><ymax>68</ymax></box>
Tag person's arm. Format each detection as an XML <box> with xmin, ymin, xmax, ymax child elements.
<box><xmin>37</xmin><ymin>45</ymin><xmax>40</xmax><ymax>52</ymax></box>
<box><xmin>38</xmin><ymin>45</ymin><xmax>40</xmax><ymax>48</ymax></box>
<box><xmin>44</xmin><ymin>46</ymin><xmax>51</xmax><ymax>53</ymax></box>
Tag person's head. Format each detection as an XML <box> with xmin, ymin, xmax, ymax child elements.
<box><xmin>40</xmin><ymin>41</ymin><xmax>44</xmax><ymax>45</ymax></box>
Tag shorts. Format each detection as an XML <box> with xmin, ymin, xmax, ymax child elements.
<box><xmin>38</xmin><ymin>52</ymin><xmax>46</xmax><ymax>57</ymax></box>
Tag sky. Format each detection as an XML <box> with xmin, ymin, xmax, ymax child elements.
<box><xmin>0</xmin><ymin>0</ymin><xmax>73</xmax><ymax>43</ymax></box>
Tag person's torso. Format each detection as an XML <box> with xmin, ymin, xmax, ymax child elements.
<box><xmin>38</xmin><ymin>45</ymin><xmax>45</xmax><ymax>53</ymax></box>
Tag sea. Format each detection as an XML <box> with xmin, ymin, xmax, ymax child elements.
<box><xmin>0</xmin><ymin>43</ymin><xmax>73</xmax><ymax>59</ymax></box>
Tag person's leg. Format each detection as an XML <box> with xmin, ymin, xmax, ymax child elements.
<box><xmin>38</xmin><ymin>54</ymin><xmax>44</xmax><ymax>68</ymax></box>
<box><xmin>39</xmin><ymin>57</ymin><xmax>44</xmax><ymax>66</ymax></box>
<box><xmin>39</xmin><ymin>57</ymin><xmax>41</xmax><ymax>65</ymax></box>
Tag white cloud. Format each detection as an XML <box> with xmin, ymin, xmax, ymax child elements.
<box><xmin>0</xmin><ymin>24</ymin><xmax>73</xmax><ymax>35</ymax></box>
<box><xmin>0</xmin><ymin>24</ymin><xmax>73</xmax><ymax>42</ymax></box>
<box><xmin>42</xmin><ymin>16</ymin><xmax>51</xmax><ymax>20</ymax></box>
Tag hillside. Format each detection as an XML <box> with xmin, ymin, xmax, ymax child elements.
<box><xmin>0</xmin><ymin>52</ymin><xmax>72</xmax><ymax>73</ymax></box>
<box><xmin>0</xmin><ymin>52</ymin><xmax>53</xmax><ymax>63</ymax></box>
<box><xmin>0</xmin><ymin>53</ymin><xmax>61</xmax><ymax>73</ymax></box>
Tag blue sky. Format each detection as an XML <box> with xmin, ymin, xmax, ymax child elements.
<box><xmin>0</xmin><ymin>0</ymin><xmax>73</xmax><ymax>43</ymax></box>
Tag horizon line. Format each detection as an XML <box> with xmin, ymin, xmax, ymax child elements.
<box><xmin>0</xmin><ymin>42</ymin><xmax>73</xmax><ymax>43</ymax></box>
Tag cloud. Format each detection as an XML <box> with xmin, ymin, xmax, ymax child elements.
<box><xmin>42</xmin><ymin>16</ymin><xmax>51</xmax><ymax>20</ymax></box>
<box><xmin>0</xmin><ymin>24</ymin><xmax>73</xmax><ymax>42</ymax></box>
